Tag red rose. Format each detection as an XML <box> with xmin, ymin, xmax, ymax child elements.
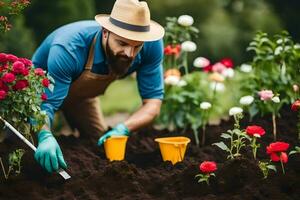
<box><xmin>2</xmin><ymin>73</ymin><xmax>16</xmax><ymax>83</ymax></box>
<box><xmin>266</xmin><ymin>142</ymin><xmax>289</xmax><ymax>154</ymax></box>
<box><xmin>291</xmin><ymin>100</ymin><xmax>300</xmax><ymax>111</ymax></box>
<box><xmin>12</xmin><ymin>61</ymin><xmax>25</xmax><ymax>74</ymax></box>
<box><xmin>6</xmin><ymin>54</ymin><xmax>18</xmax><ymax>63</ymax></box>
<box><xmin>164</xmin><ymin>45</ymin><xmax>173</xmax><ymax>55</ymax></box>
<box><xmin>13</xmin><ymin>80</ymin><xmax>29</xmax><ymax>91</ymax></box>
<box><xmin>0</xmin><ymin>81</ymin><xmax>9</xmax><ymax>92</ymax></box>
<box><xmin>220</xmin><ymin>58</ymin><xmax>234</xmax><ymax>68</ymax></box>
<box><xmin>270</xmin><ymin>152</ymin><xmax>288</xmax><ymax>163</ymax></box>
<box><xmin>41</xmin><ymin>93</ymin><xmax>47</xmax><ymax>101</ymax></box>
<box><xmin>203</xmin><ymin>65</ymin><xmax>213</xmax><ymax>72</ymax></box>
<box><xmin>34</xmin><ymin>68</ymin><xmax>45</xmax><ymax>76</ymax></box>
<box><xmin>17</xmin><ymin>58</ymin><xmax>32</xmax><ymax>68</ymax></box>
<box><xmin>42</xmin><ymin>78</ymin><xmax>50</xmax><ymax>87</ymax></box>
<box><xmin>22</xmin><ymin>68</ymin><xmax>29</xmax><ymax>76</ymax></box>
<box><xmin>0</xmin><ymin>90</ymin><xmax>7</xmax><ymax>100</ymax></box>
<box><xmin>246</xmin><ymin>125</ymin><xmax>265</xmax><ymax>137</ymax></box>
<box><xmin>199</xmin><ymin>161</ymin><xmax>217</xmax><ymax>173</ymax></box>
<box><xmin>0</xmin><ymin>53</ymin><xmax>8</xmax><ymax>63</ymax></box>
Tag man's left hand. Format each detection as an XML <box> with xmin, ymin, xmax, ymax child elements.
<box><xmin>97</xmin><ymin>123</ymin><xmax>130</xmax><ymax>146</ymax></box>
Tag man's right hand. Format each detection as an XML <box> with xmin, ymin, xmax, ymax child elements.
<box><xmin>34</xmin><ymin>130</ymin><xmax>67</xmax><ymax>173</ymax></box>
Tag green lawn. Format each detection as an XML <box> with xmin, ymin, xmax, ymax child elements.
<box><xmin>99</xmin><ymin>77</ymin><xmax>141</xmax><ymax>116</ymax></box>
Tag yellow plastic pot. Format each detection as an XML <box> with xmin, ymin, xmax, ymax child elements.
<box><xmin>104</xmin><ymin>135</ymin><xmax>128</xmax><ymax>161</ymax></box>
<box><xmin>155</xmin><ymin>136</ymin><xmax>191</xmax><ymax>165</ymax></box>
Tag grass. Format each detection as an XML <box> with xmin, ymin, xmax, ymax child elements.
<box><xmin>99</xmin><ymin>77</ymin><xmax>141</xmax><ymax>116</ymax></box>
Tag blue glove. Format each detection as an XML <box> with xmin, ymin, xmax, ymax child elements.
<box><xmin>97</xmin><ymin>123</ymin><xmax>130</xmax><ymax>146</ymax></box>
<box><xmin>34</xmin><ymin>130</ymin><xmax>67</xmax><ymax>173</ymax></box>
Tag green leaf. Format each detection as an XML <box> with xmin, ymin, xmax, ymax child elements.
<box><xmin>267</xmin><ymin>165</ymin><xmax>277</xmax><ymax>172</ymax></box>
<box><xmin>220</xmin><ymin>133</ymin><xmax>232</xmax><ymax>139</ymax></box>
<box><xmin>213</xmin><ymin>142</ymin><xmax>229</xmax><ymax>151</ymax></box>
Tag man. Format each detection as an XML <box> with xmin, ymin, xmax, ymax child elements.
<box><xmin>32</xmin><ymin>0</ymin><xmax>165</xmax><ymax>173</ymax></box>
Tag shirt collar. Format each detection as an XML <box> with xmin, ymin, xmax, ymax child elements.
<box><xmin>93</xmin><ymin>29</ymin><xmax>105</xmax><ymax>64</ymax></box>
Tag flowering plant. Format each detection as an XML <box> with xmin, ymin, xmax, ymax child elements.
<box><xmin>195</xmin><ymin>161</ymin><xmax>217</xmax><ymax>185</ymax></box>
<box><xmin>213</xmin><ymin>109</ymin><xmax>250</xmax><ymax>159</ymax></box>
<box><xmin>0</xmin><ymin>0</ymin><xmax>31</xmax><ymax>32</ymax></box>
<box><xmin>266</xmin><ymin>142</ymin><xmax>289</xmax><ymax>174</ymax></box>
<box><xmin>241</xmin><ymin>31</ymin><xmax>300</xmax><ymax>139</ymax></box>
<box><xmin>0</xmin><ymin>53</ymin><xmax>53</xmax><ymax>137</ymax></box>
<box><xmin>0</xmin><ymin>52</ymin><xmax>53</xmax><ymax>178</ymax></box>
<box><xmin>245</xmin><ymin>125</ymin><xmax>265</xmax><ymax>159</ymax></box>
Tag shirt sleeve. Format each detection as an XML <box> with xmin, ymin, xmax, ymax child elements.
<box><xmin>136</xmin><ymin>39</ymin><xmax>164</xmax><ymax>100</ymax></box>
<box><xmin>41</xmin><ymin>45</ymin><xmax>78</xmax><ymax>127</ymax></box>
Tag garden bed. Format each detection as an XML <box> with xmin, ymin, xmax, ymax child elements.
<box><xmin>0</xmin><ymin>107</ymin><xmax>299</xmax><ymax>200</ymax></box>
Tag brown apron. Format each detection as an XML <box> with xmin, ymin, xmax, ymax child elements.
<box><xmin>61</xmin><ymin>32</ymin><xmax>117</xmax><ymax>138</ymax></box>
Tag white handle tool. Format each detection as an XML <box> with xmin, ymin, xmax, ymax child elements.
<box><xmin>0</xmin><ymin>116</ymin><xmax>71</xmax><ymax>180</ymax></box>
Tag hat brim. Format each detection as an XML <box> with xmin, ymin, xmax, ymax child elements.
<box><xmin>95</xmin><ymin>14</ymin><xmax>165</xmax><ymax>42</ymax></box>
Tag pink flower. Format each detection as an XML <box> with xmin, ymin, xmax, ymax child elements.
<box><xmin>212</xmin><ymin>62</ymin><xmax>227</xmax><ymax>74</ymax></box>
<box><xmin>42</xmin><ymin>78</ymin><xmax>50</xmax><ymax>87</ymax></box>
<box><xmin>0</xmin><ymin>53</ymin><xmax>8</xmax><ymax>63</ymax></box>
<box><xmin>2</xmin><ymin>73</ymin><xmax>16</xmax><ymax>83</ymax></box>
<box><xmin>6</xmin><ymin>54</ymin><xmax>18</xmax><ymax>63</ymax></box>
<box><xmin>17</xmin><ymin>58</ymin><xmax>32</xmax><ymax>68</ymax></box>
<box><xmin>0</xmin><ymin>90</ymin><xmax>7</xmax><ymax>100</ymax></box>
<box><xmin>258</xmin><ymin>90</ymin><xmax>274</xmax><ymax>101</ymax></box>
<box><xmin>34</xmin><ymin>68</ymin><xmax>45</xmax><ymax>76</ymax></box>
<box><xmin>12</xmin><ymin>61</ymin><xmax>25</xmax><ymax>74</ymax></box>
<box><xmin>22</xmin><ymin>68</ymin><xmax>29</xmax><ymax>76</ymax></box>
<box><xmin>13</xmin><ymin>80</ymin><xmax>29</xmax><ymax>91</ymax></box>
<box><xmin>0</xmin><ymin>81</ymin><xmax>9</xmax><ymax>92</ymax></box>
<box><xmin>41</xmin><ymin>93</ymin><xmax>47</xmax><ymax>101</ymax></box>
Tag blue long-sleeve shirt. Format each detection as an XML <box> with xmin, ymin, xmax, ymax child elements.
<box><xmin>32</xmin><ymin>20</ymin><xmax>164</xmax><ymax>127</ymax></box>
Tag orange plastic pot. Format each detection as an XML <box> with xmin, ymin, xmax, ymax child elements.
<box><xmin>104</xmin><ymin>136</ymin><xmax>128</xmax><ymax>161</ymax></box>
<box><xmin>155</xmin><ymin>136</ymin><xmax>191</xmax><ymax>165</ymax></box>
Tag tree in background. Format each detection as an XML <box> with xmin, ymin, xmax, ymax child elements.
<box><xmin>24</xmin><ymin>0</ymin><xmax>95</xmax><ymax>44</ymax></box>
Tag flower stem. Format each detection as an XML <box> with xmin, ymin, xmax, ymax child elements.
<box><xmin>280</xmin><ymin>159</ymin><xmax>285</xmax><ymax>174</ymax></box>
<box><xmin>201</xmin><ymin>125</ymin><xmax>206</xmax><ymax>146</ymax></box>
<box><xmin>272</xmin><ymin>113</ymin><xmax>277</xmax><ymax>141</ymax></box>
<box><xmin>252</xmin><ymin>137</ymin><xmax>257</xmax><ymax>160</ymax></box>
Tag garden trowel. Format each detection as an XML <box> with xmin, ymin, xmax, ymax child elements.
<box><xmin>0</xmin><ymin>116</ymin><xmax>71</xmax><ymax>180</ymax></box>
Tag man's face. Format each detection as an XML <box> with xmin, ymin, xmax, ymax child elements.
<box><xmin>103</xmin><ymin>30</ymin><xmax>144</xmax><ymax>76</ymax></box>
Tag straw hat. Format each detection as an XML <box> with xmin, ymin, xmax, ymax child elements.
<box><xmin>95</xmin><ymin>0</ymin><xmax>165</xmax><ymax>42</ymax></box>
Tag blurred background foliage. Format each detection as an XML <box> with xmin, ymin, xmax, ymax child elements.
<box><xmin>1</xmin><ymin>0</ymin><xmax>300</xmax><ymax>115</ymax></box>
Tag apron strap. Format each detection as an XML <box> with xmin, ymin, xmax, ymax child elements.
<box><xmin>85</xmin><ymin>32</ymin><xmax>99</xmax><ymax>70</ymax></box>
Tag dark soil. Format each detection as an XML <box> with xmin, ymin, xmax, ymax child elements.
<box><xmin>0</xmin><ymin>107</ymin><xmax>299</xmax><ymax>200</ymax></box>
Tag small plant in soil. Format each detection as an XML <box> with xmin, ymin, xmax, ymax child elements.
<box><xmin>195</xmin><ymin>161</ymin><xmax>217</xmax><ymax>185</ymax></box>
<box><xmin>213</xmin><ymin>109</ymin><xmax>249</xmax><ymax>159</ymax></box>
<box><xmin>0</xmin><ymin>149</ymin><xmax>25</xmax><ymax>179</ymax></box>
<box><xmin>266</xmin><ymin>142</ymin><xmax>290</xmax><ymax>174</ymax></box>
<box><xmin>245</xmin><ymin>125</ymin><xmax>266</xmax><ymax>159</ymax></box>
<box><xmin>258</xmin><ymin>160</ymin><xmax>277</xmax><ymax>179</ymax></box>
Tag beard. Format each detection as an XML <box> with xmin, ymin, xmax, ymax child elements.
<box><xmin>106</xmin><ymin>38</ymin><xmax>134</xmax><ymax>76</ymax></box>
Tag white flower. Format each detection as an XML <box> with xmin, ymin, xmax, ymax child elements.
<box><xmin>181</xmin><ymin>41</ymin><xmax>197</xmax><ymax>52</ymax></box>
<box><xmin>210</xmin><ymin>82</ymin><xmax>225</xmax><ymax>92</ymax></box>
<box><xmin>193</xmin><ymin>57</ymin><xmax>210</xmax><ymax>68</ymax></box>
<box><xmin>239</xmin><ymin>95</ymin><xmax>254</xmax><ymax>105</ymax></box>
<box><xmin>276</xmin><ymin>39</ymin><xmax>283</xmax><ymax>44</ymax></box>
<box><xmin>272</xmin><ymin>96</ymin><xmax>280</xmax><ymax>103</ymax></box>
<box><xmin>229</xmin><ymin>107</ymin><xmax>243</xmax><ymax>116</ymax></box>
<box><xmin>200</xmin><ymin>102</ymin><xmax>212</xmax><ymax>110</ymax></box>
<box><xmin>253</xmin><ymin>134</ymin><xmax>261</xmax><ymax>138</ymax></box>
<box><xmin>294</xmin><ymin>44</ymin><xmax>300</xmax><ymax>49</ymax></box>
<box><xmin>177</xmin><ymin>80</ymin><xmax>187</xmax><ymax>87</ymax></box>
<box><xmin>274</xmin><ymin>46</ymin><xmax>283</xmax><ymax>55</ymax></box>
<box><xmin>240</xmin><ymin>64</ymin><xmax>252</xmax><ymax>73</ymax></box>
<box><xmin>164</xmin><ymin>76</ymin><xmax>180</xmax><ymax>85</ymax></box>
<box><xmin>222</xmin><ymin>68</ymin><xmax>235</xmax><ymax>78</ymax></box>
<box><xmin>177</xmin><ymin>15</ymin><xmax>194</xmax><ymax>27</ymax></box>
